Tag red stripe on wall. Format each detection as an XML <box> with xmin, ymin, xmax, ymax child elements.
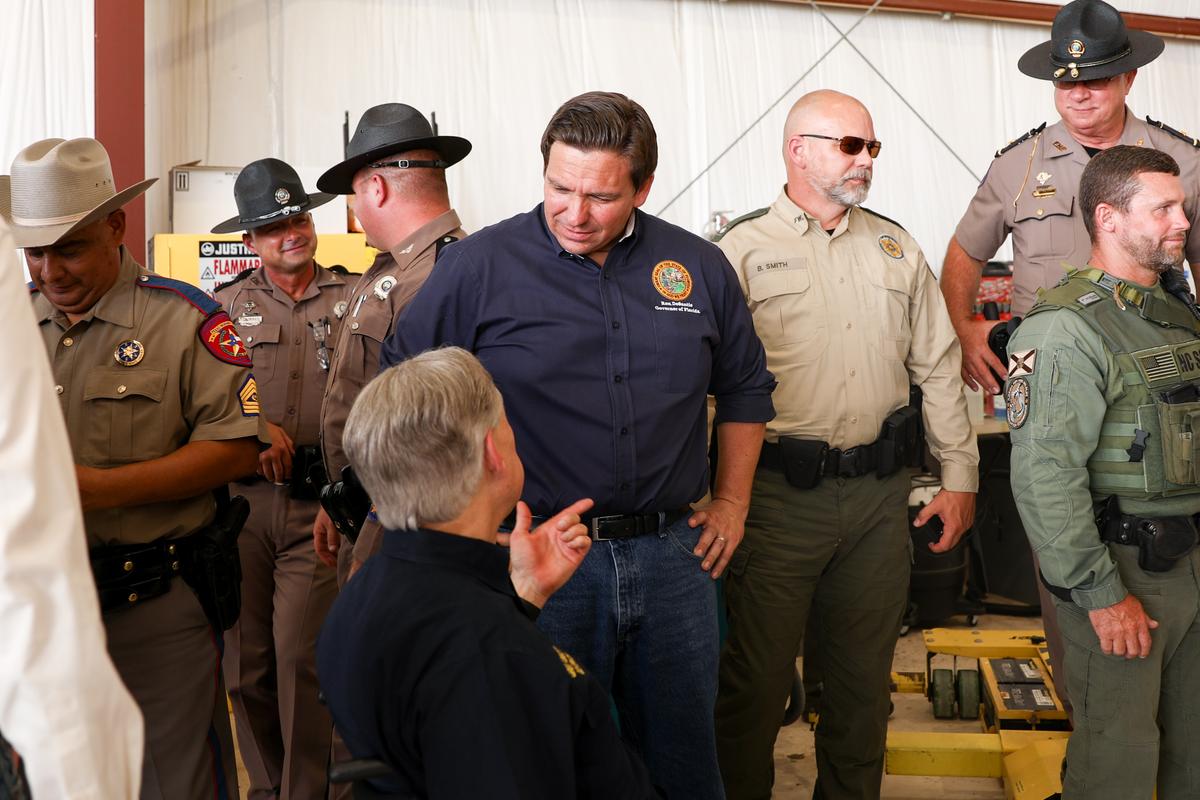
<box><xmin>95</xmin><ymin>0</ymin><xmax>147</xmax><ymax>263</ymax></box>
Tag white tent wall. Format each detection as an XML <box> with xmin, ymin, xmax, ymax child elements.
<box><xmin>0</xmin><ymin>0</ymin><xmax>94</xmax><ymax>182</ymax></box>
<box><xmin>144</xmin><ymin>0</ymin><xmax>1200</xmax><ymax>273</ymax></box>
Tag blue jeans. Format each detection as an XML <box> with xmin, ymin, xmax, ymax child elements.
<box><xmin>537</xmin><ymin>515</ymin><xmax>724</xmax><ymax>800</ymax></box>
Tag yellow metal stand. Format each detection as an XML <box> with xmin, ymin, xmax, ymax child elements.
<box><xmin>884</xmin><ymin>628</ymin><xmax>1071</xmax><ymax>797</ymax></box>
<box><xmin>886</xmin><ymin>730</ymin><xmax>1069</xmax><ymax>780</ymax></box>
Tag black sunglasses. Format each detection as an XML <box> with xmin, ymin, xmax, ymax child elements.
<box><xmin>800</xmin><ymin>134</ymin><xmax>882</xmax><ymax>158</ymax></box>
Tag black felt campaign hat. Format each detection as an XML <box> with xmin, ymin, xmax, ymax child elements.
<box><xmin>1018</xmin><ymin>0</ymin><xmax>1163</xmax><ymax>82</ymax></box>
<box><xmin>211</xmin><ymin>158</ymin><xmax>334</xmax><ymax>234</ymax></box>
<box><xmin>316</xmin><ymin>103</ymin><xmax>472</xmax><ymax>194</ymax></box>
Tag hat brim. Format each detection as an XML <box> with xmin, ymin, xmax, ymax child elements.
<box><xmin>316</xmin><ymin>135</ymin><xmax>472</xmax><ymax>194</ymax></box>
<box><xmin>1018</xmin><ymin>29</ymin><xmax>1164</xmax><ymax>81</ymax></box>
<box><xmin>0</xmin><ymin>176</ymin><xmax>157</xmax><ymax>249</ymax></box>
<box><xmin>210</xmin><ymin>191</ymin><xmax>338</xmax><ymax>234</ymax></box>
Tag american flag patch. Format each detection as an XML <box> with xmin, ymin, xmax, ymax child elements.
<box><xmin>1139</xmin><ymin>351</ymin><xmax>1180</xmax><ymax>383</ymax></box>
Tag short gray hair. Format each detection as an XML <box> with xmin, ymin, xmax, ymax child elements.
<box><xmin>343</xmin><ymin>347</ymin><xmax>502</xmax><ymax>530</ymax></box>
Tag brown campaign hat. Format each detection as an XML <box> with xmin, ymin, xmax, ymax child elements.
<box><xmin>316</xmin><ymin>103</ymin><xmax>471</xmax><ymax>194</ymax></box>
<box><xmin>212</xmin><ymin>157</ymin><xmax>334</xmax><ymax>233</ymax></box>
<box><xmin>1018</xmin><ymin>0</ymin><xmax>1163</xmax><ymax>82</ymax></box>
<box><xmin>0</xmin><ymin>138</ymin><xmax>157</xmax><ymax>248</ymax></box>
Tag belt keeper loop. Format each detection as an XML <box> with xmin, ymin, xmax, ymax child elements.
<box><xmin>658</xmin><ymin>510</ymin><xmax>666</xmax><ymax>533</ymax></box>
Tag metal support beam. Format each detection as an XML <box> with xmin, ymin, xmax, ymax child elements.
<box><xmin>758</xmin><ymin>0</ymin><xmax>1200</xmax><ymax>39</ymax></box>
<box><xmin>95</xmin><ymin>0</ymin><xmax>147</xmax><ymax>263</ymax></box>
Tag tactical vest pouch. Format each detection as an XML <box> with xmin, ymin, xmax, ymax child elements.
<box><xmin>1155</xmin><ymin>400</ymin><xmax>1200</xmax><ymax>485</ymax></box>
<box><xmin>1136</xmin><ymin>516</ymin><xmax>1198</xmax><ymax>573</ymax></box>
<box><xmin>180</xmin><ymin>494</ymin><xmax>249</xmax><ymax>631</ymax></box>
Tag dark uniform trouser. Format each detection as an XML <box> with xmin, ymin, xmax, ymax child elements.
<box><xmin>1055</xmin><ymin>545</ymin><xmax>1200</xmax><ymax>800</ymax></box>
<box><xmin>717</xmin><ymin>468</ymin><xmax>911</xmax><ymax>800</ymax></box>
<box><xmin>105</xmin><ymin>577</ymin><xmax>238</xmax><ymax>800</ymax></box>
<box><xmin>225</xmin><ymin>482</ymin><xmax>338</xmax><ymax>800</ymax></box>
<box><xmin>329</xmin><ymin>525</ymin><xmax>368</xmax><ymax>800</ymax></box>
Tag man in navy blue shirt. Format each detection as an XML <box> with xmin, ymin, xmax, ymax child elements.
<box><xmin>381</xmin><ymin>91</ymin><xmax>775</xmax><ymax>799</ymax></box>
<box><xmin>317</xmin><ymin>347</ymin><xmax>659</xmax><ymax>798</ymax></box>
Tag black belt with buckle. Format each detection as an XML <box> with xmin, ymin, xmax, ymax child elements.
<box><xmin>759</xmin><ymin>439</ymin><xmax>881</xmax><ymax>479</ymax></box>
<box><xmin>502</xmin><ymin>508</ymin><xmax>690</xmax><ymax>541</ymax></box>
<box><xmin>586</xmin><ymin>508</ymin><xmax>691</xmax><ymax>541</ymax></box>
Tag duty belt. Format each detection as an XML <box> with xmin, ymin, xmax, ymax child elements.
<box><xmin>1097</xmin><ymin>509</ymin><xmax>1200</xmax><ymax>547</ymax></box>
<box><xmin>759</xmin><ymin>439</ymin><xmax>882</xmax><ymax>479</ymax></box>
<box><xmin>89</xmin><ymin>538</ymin><xmax>187</xmax><ymax>614</ymax></box>
<box><xmin>503</xmin><ymin>508</ymin><xmax>691</xmax><ymax>541</ymax></box>
<box><xmin>1094</xmin><ymin>496</ymin><xmax>1200</xmax><ymax>573</ymax></box>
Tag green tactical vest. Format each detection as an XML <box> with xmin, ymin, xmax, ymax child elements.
<box><xmin>1026</xmin><ymin>267</ymin><xmax>1200</xmax><ymax>502</ymax></box>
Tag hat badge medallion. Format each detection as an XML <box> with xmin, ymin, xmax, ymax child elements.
<box><xmin>1068</xmin><ymin>39</ymin><xmax>1086</xmax><ymax>57</ymax></box>
<box><xmin>274</xmin><ymin>187</ymin><xmax>291</xmax><ymax>205</ymax></box>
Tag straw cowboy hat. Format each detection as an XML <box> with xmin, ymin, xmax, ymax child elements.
<box><xmin>0</xmin><ymin>137</ymin><xmax>156</xmax><ymax>248</ymax></box>
<box><xmin>211</xmin><ymin>157</ymin><xmax>335</xmax><ymax>234</ymax></box>
<box><xmin>1018</xmin><ymin>0</ymin><xmax>1163</xmax><ymax>82</ymax></box>
<box><xmin>316</xmin><ymin>103</ymin><xmax>471</xmax><ymax>194</ymax></box>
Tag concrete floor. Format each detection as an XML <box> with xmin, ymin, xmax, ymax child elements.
<box><xmin>234</xmin><ymin>611</ymin><xmax>1037</xmax><ymax>799</ymax></box>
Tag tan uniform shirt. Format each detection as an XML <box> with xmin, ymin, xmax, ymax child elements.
<box><xmin>720</xmin><ymin>191</ymin><xmax>979</xmax><ymax>493</ymax></box>
<box><xmin>319</xmin><ymin>209</ymin><xmax>466</xmax><ymax>477</ymax></box>
<box><xmin>954</xmin><ymin>110</ymin><xmax>1200</xmax><ymax>316</ymax></box>
<box><xmin>216</xmin><ymin>263</ymin><xmax>352</xmax><ymax>448</ymax></box>
<box><xmin>33</xmin><ymin>248</ymin><xmax>263</xmax><ymax>547</ymax></box>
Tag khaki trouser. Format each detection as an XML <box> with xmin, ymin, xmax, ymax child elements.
<box><xmin>105</xmin><ymin>578</ymin><xmax>238</xmax><ymax>800</ymax></box>
<box><xmin>1055</xmin><ymin>544</ymin><xmax>1200</xmax><ymax>800</ymax></box>
<box><xmin>225</xmin><ymin>482</ymin><xmax>338</xmax><ymax>800</ymax></box>
<box><xmin>717</xmin><ymin>468</ymin><xmax>911</xmax><ymax>800</ymax></box>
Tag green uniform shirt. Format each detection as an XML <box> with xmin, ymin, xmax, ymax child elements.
<box><xmin>1008</xmin><ymin>272</ymin><xmax>1200</xmax><ymax>610</ymax></box>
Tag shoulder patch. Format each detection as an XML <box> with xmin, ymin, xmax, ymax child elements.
<box><xmin>715</xmin><ymin>207</ymin><xmax>769</xmax><ymax>242</ymax></box>
<box><xmin>1005</xmin><ymin>377</ymin><xmax>1031</xmax><ymax>429</ymax></box>
<box><xmin>859</xmin><ymin>206</ymin><xmax>908</xmax><ymax>234</ymax></box>
<box><xmin>138</xmin><ymin>273</ymin><xmax>223</xmax><ymax>316</ymax></box>
<box><xmin>995</xmin><ymin>122</ymin><xmax>1047</xmax><ymax>158</ymax></box>
<box><xmin>1146</xmin><ymin>116</ymin><xmax>1200</xmax><ymax>149</ymax></box>
<box><xmin>213</xmin><ymin>267</ymin><xmax>256</xmax><ymax>294</ymax></box>
<box><xmin>199</xmin><ymin>311</ymin><xmax>252</xmax><ymax>366</ymax></box>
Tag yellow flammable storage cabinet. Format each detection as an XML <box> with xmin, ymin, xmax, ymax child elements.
<box><xmin>151</xmin><ymin>233</ymin><xmax>378</xmax><ymax>295</ymax></box>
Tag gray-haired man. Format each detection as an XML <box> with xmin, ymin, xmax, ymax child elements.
<box><xmin>316</xmin><ymin>347</ymin><xmax>659</xmax><ymax>798</ymax></box>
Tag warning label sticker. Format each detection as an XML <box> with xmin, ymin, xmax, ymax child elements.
<box><xmin>198</xmin><ymin>240</ymin><xmax>260</xmax><ymax>296</ymax></box>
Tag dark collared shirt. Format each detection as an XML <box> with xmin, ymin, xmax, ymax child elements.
<box><xmin>316</xmin><ymin>529</ymin><xmax>658</xmax><ymax>799</ymax></box>
<box><xmin>381</xmin><ymin>206</ymin><xmax>775</xmax><ymax>516</ymax></box>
